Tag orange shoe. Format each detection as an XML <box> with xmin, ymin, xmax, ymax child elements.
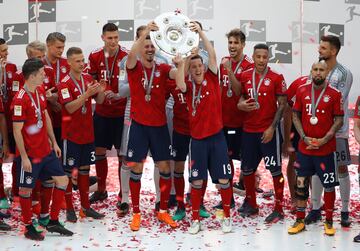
<box><xmin>157</xmin><ymin>211</ymin><xmax>177</xmax><ymax>228</ymax></box>
<box><xmin>130</xmin><ymin>213</ymin><xmax>141</xmax><ymax>231</ymax></box>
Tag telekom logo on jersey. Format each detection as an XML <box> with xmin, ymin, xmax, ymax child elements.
<box><xmin>177</xmin><ymin>92</ymin><xmax>186</xmax><ymax>104</ymax></box>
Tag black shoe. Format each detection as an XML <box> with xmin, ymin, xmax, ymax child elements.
<box><xmin>81</xmin><ymin>208</ymin><xmax>105</xmax><ymax>219</ymax></box>
<box><xmin>66</xmin><ymin>209</ymin><xmax>78</xmax><ymax>223</ymax></box>
<box><xmin>233</xmin><ymin>181</ymin><xmax>245</xmax><ymax>192</ymax></box>
<box><xmin>116</xmin><ymin>202</ymin><xmax>129</xmax><ymax>217</ymax></box>
<box><xmin>265</xmin><ymin>210</ymin><xmax>284</xmax><ymax>223</ymax></box>
<box><xmin>304</xmin><ymin>210</ymin><xmax>321</xmax><ymax>225</ymax></box>
<box><xmin>0</xmin><ymin>220</ymin><xmax>11</xmax><ymax>231</ymax></box>
<box><xmin>237</xmin><ymin>199</ymin><xmax>249</xmax><ymax>213</ymax></box>
<box><xmin>213</xmin><ymin>197</ymin><xmax>236</xmax><ymax>210</ymax></box>
<box><xmin>155</xmin><ymin>202</ymin><xmax>160</xmax><ymax>212</ymax></box>
<box><xmin>240</xmin><ymin>204</ymin><xmax>259</xmax><ymax>218</ymax></box>
<box><xmin>89</xmin><ymin>191</ymin><xmax>108</xmax><ymax>204</ymax></box>
<box><xmin>168</xmin><ymin>194</ymin><xmax>177</xmax><ymax>208</ymax></box>
<box><xmin>0</xmin><ymin>211</ymin><xmax>11</xmax><ymax>219</ymax></box>
<box><xmin>185</xmin><ymin>193</ymin><xmax>191</xmax><ymax>206</ymax></box>
<box><xmin>46</xmin><ymin>220</ymin><xmax>73</xmax><ymax>236</ymax></box>
<box><xmin>340</xmin><ymin>211</ymin><xmax>351</xmax><ymax>227</ymax></box>
<box><xmin>354</xmin><ymin>233</ymin><xmax>360</xmax><ymax>243</ymax></box>
<box><xmin>24</xmin><ymin>224</ymin><xmax>44</xmax><ymax>241</ymax></box>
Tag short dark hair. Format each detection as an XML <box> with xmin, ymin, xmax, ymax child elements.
<box><xmin>66</xmin><ymin>47</ymin><xmax>83</xmax><ymax>58</ymax></box>
<box><xmin>321</xmin><ymin>35</ymin><xmax>341</xmax><ymax>55</ymax></box>
<box><xmin>46</xmin><ymin>32</ymin><xmax>66</xmax><ymax>44</ymax></box>
<box><xmin>253</xmin><ymin>43</ymin><xmax>269</xmax><ymax>52</ymax></box>
<box><xmin>226</xmin><ymin>28</ymin><xmax>246</xmax><ymax>43</ymax></box>
<box><xmin>0</xmin><ymin>38</ymin><xmax>6</xmax><ymax>45</ymax></box>
<box><xmin>103</xmin><ymin>23</ymin><xmax>118</xmax><ymax>34</ymax></box>
<box><xmin>190</xmin><ymin>54</ymin><xmax>203</xmax><ymax>64</ymax></box>
<box><xmin>22</xmin><ymin>58</ymin><xmax>44</xmax><ymax>80</ymax></box>
<box><xmin>136</xmin><ymin>25</ymin><xmax>147</xmax><ymax>39</ymax></box>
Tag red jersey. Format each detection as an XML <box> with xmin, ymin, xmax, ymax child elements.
<box><xmin>42</xmin><ymin>57</ymin><xmax>70</xmax><ymax>128</ymax></box>
<box><xmin>355</xmin><ymin>96</ymin><xmax>360</xmax><ymax>119</ymax></box>
<box><xmin>88</xmin><ymin>46</ymin><xmax>128</xmax><ymax>117</ymax></box>
<box><xmin>12</xmin><ymin>87</ymin><xmax>51</xmax><ymax>159</ymax></box>
<box><xmin>220</xmin><ymin>55</ymin><xmax>253</xmax><ymax>128</ymax></box>
<box><xmin>293</xmin><ymin>82</ymin><xmax>343</xmax><ymax>156</ymax></box>
<box><xmin>240</xmin><ymin>67</ymin><xmax>287</xmax><ymax>133</ymax></box>
<box><xmin>286</xmin><ymin>76</ymin><xmax>309</xmax><ymax>107</ymax></box>
<box><xmin>1</xmin><ymin>62</ymin><xmax>18</xmax><ymax>131</ymax></box>
<box><xmin>185</xmin><ymin>70</ymin><xmax>223</xmax><ymax>140</ymax></box>
<box><xmin>58</xmin><ymin>73</ymin><xmax>95</xmax><ymax>144</ymax></box>
<box><xmin>127</xmin><ymin>61</ymin><xmax>171</xmax><ymax>126</ymax></box>
<box><xmin>167</xmin><ymin>80</ymin><xmax>190</xmax><ymax>135</ymax></box>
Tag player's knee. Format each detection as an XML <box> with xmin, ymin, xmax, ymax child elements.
<box><xmin>191</xmin><ymin>180</ymin><xmax>203</xmax><ymax>189</ymax></box>
<box><xmin>324</xmin><ymin>186</ymin><xmax>335</xmax><ymax>193</ymax></box>
<box><xmin>242</xmin><ymin>169</ymin><xmax>255</xmax><ymax>176</ymax></box>
<box><xmin>53</xmin><ymin>175</ymin><xmax>69</xmax><ymax>187</ymax></box>
<box><xmin>159</xmin><ymin>172</ymin><xmax>171</xmax><ymax>180</ymax></box>
<box><xmin>41</xmin><ymin>181</ymin><xmax>54</xmax><ymax>189</ymax></box>
<box><xmin>173</xmin><ymin>171</ymin><xmax>184</xmax><ymax>179</ymax></box>
<box><xmin>295</xmin><ymin>176</ymin><xmax>310</xmax><ymax>200</ymax></box>
<box><xmin>218</xmin><ymin>180</ymin><xmax>230</xmax><ymax>189</ymax></box>
<box><xmin>95</xmin><ymin>147</ymin><xmax>106</xmax><ymax>156</ymax></box>
<box><xmin>130</xmin><ymin>171</ymin><xmax>142</xmax><ymax>182</ymax></box>
<box><xmin>270</xmin><ymin>169</ymin><xmax>282</xmax><ymax>177</ymax></box>
<box><xmin>156</xmin><ymin>161</ymin><xmax>170</xmax><ymax>173</ymax></box>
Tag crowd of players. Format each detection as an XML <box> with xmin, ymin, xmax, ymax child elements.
<box><xmin>0</xmin><ymin>20</ymin><xmax>360</xmax><ymax>242</ymax></box>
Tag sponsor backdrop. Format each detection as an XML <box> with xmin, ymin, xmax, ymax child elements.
<box><xmin>0</xmin><ymin>0</ymin><xmax>359</xmax><ymax>102</ymax></box>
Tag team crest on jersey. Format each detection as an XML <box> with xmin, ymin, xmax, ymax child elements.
<box><xmin>14</xmin><ymin>105</ymin><xmax>22</xmax><ymax>116</ymax></box>
<box><xmin>237</xmin><ymin>68</ymin><xmax>242</xmax><ymax>74</ymax></box>
<box><xmin>61</xmin><ymin>66</ymin><xmax>67</xmax><ymax>73</ymax></box>
<box><xmin>192</xmin><ymin>169</ymin><xmax>199</xmax><ymax>178</ymax></box>
<box><xmin>264</xmin><ymin>78</ymin><xmax>271</xmax><ymax>86</ymax></box>
<box><xmin>155</xmin><ymin>71</ymin><xmax>160</xmax><ymax>78</ymax></box>
<box><xmin>67</xmin><ymin>158</ymin><xmax>75</xmax><ymax>167</ymax></box>
<box><xmin>7</xmin><ymin>71</ymin><xmax>12</xmax><ymax>79</ymax></box>
<box><xmin>127</xmin><ymin>149</ymin><xmax>134</xmax><ymax>158</ymax></box>
<box><xmin>25</xmin><ymin>176</ymin><xmax>33</xmax><ymax>185</ymax></box>
<box><xmin>202</xmin><ymin>80</ymin><xmax>207</xmax><ymax>86</ymax></box>
<box><xmin>323</xmin><ymin>95</ymin><xmax>330</xmax><ymax>103</ymax></box>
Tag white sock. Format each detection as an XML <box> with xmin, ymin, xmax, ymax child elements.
<box><xmin>311</xmin><ymin>175</ymin><xmax>323</xmax><ymax>210</ymax></box>
<box><xmin>154</xmin><ymin>165</ymin><xmax>160</xmax><ymax>203</ymax></box>
<box><xmin>339</xmin><ymin>174</ymin><xmax>350</xmax><ymax>212</ymax></box>
<box><xmin>120</xmin><ymin>163</ymin><xmax>131</xmax><ymax>204</ymax></box>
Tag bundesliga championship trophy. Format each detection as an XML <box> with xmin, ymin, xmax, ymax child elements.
<box><xmin>150</xmin><ymin>10</ymin><xmax>199</xmax><ymax>58</ymax></box>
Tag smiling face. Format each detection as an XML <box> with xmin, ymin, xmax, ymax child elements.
<box><xmin>228</xmin><ymin>36</ymin><xmax>244</xmax><ymax>59</ymax></box>
<box><xmin>253</xmin><ymin>48</ymin><xmax>269</xmax><ymax>73</ymax></box>
<box><xmin>189</xmin><ymin>57</ymin><xmax>205</xmax><ymax>84</ymax></box>
<box><xmin>142</xmin><ymin>39</ymin><xmax>155</xmax><ymax>63</ymax></box>
<box><xmin>68</xmin><ymin>53</ymin><xmax>85</xmax><ymax>74</ymax></box>
<box><xmin>0</xmin><ymin>43</ymin><xmax>9</xmax><ymax>61</ymax></box>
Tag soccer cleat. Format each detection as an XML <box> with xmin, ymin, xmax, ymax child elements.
<box><xmin>157</xmin><ymin>211</ymin><xmax>177</xmax><ymax>228</ymax></box>
<box><xmin>154</xmin><ymin>202</ymin><xmax>160</xmax><ymax>212</ymax></box>
<box><xmin>0</xmin><ymin>198</ymin><xmax>10</xmax><ymax>209</ymax></box>
<box><xmin>79</xmin><ymin>208</ymin><xmax>105</xmax><ymax>219</ymax></box>
<box><xmin>304</xmin><ymin>209</ymin><xmax>321</xmax><ymax>225</ymax></box>
<box><xmin>66</xmin><ymin>209</ymin><xmax>78</xmax><ymax>223</ymax></box>
<box><xmin>168</xmin><ymin>194</ymin><xmax>177</xmax><ymax>208</ymax></box>
<box><xmin>340</xmin><ymin>211</ymin><xmax>351</xmax><ymax>227</ymax></box>
<box><xmin>354</xmin><ymin>232</ymin><xmax>360</xmax><ymax>243</ymax></box>
<box><xmin>221</xmin><ymin>217</ymin><xmax>232</xmax><ymax>233</ymax></box>
<box><xmin>188</xmin><ymin>220</ymin><xmax>201</xmax><ymax>234</ymax></box>
<box><xmin>116</xmin><ymin>202</ymin><xmax>129</xmax><ymax>218</ymax></box>
<box><xmin>46</xmin><ymin>220</ymin><xmax>73</xmax><ymax>236</ymax></box>
<box><xmin>288</xmin><ymin>219</ymin><xmax>305</xmax><ymax>235</ymax></box>
<box><xmin>31</xmin><ymin>219</ymin><xmax>45</xmax><ymax>233</ymax></box>
<box><xmin>233</xmin><ymin>181</ymin><xmax>245</xmax><ymax>194</ymax></box>
<box><xmin>237</xmin><ymin>199</ymin><xmax>249</xmax><ymax>213</ymax></box>
<box><xmin>89</xmin><ymin>191</ymin><xmax>108</xmax><ymax>204</ymax></box>
<box><xmin>240</xmin><ymin>204</ymin><xmax>259</xmax><ymax>218</ymax></box>
<box><xmin>324</xmin><ymin>220</ymin><xmax>335</xmax><ymax>236</ymax></box>
<box><xmin>38</xmin><ymin>215</ymin><xmax>49</xmax><ymax>227</ymax></box>
<box><xmin>199</xmin><ymin>205</ymin><xmax>210</xmax><ymax>218</ymax></box>
<box><xmin>172</xmin><ymin>207</ymin><xmax>186</xmax><ymax>221</ymax></box>
<box><xmin>265</xmin><ymin>210</ymin><xmax>284</xmax><ymax>224</ymax></box>
<box><xmin>0</xmin><ymin>219</ymin><xmax>11</xmax><ymax>231</ymax></box>
<box><xmin>24</xmin><ymin>224</ymin><xmax>45</xmax><ymax>241</ymax></box>
<box><xmin>130</xmin><ymin>213</ymin><xmax>141</xmax><ymax>231</ymax></box>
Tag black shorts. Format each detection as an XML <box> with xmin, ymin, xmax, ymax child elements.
<box><xmin>94</xmin><ymin>112</ymin><xmax>124</xmax><ymax>150</ymax></box>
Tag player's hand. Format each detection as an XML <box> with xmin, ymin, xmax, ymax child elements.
<box><xmin>46</xmin><ymin>87</ymin><xmax>58</xmax><ymax>104</ymax></box>
<box><xmin>189</xmin><ymin>47</ymin><xmax>199</xmax><ymax>58</ymax></box>
<box><xmin>172</xmin><ymin>53</ymin><xmax>184</xmax><ymax>67</ymax></box>
<box><xmin>304</xmin><ymin>137</ymin><xmax>319</xmax><ymax>149</ymax></box>
<box><xmin>98</xmin><ymin>79</ymin><xmax>107</xmax><ymax>92</ymax></box>
<box><xmin>261</xmin><ymin>126</ymin><xmax>275</xmax><ymax>143</ymax></box>
<box><xmin>21</xmin><ymin>156</ymin><xmax>32</xmax><ymax>173</ymax></box>
<box><xmin>104</xmin><ymin>90</ymin><xmax>116</xmax><ymax>100</ymax></box>
<box><xmin>53</xmin><ymin>143</ymin><xmax>61</xmax><ymax>158</ymax></box>
<box><xmin>85</xmin><ymin>82</ymin><xmax>101</xmax><ymax>98</ymax></box>
<box><xmin>0</xmin><ymin>57</ymin><xmax>6</xmax><ymax>70</ymax></box>
<box><xmin>221</xmin><ymin>58</ymin><xmax>232</xmax><ymax>72</ymax></box>
<box><xmin>237</xmin><ymin>98</ymin><xmax>257</xmax><ymax>112</ymax></box>
<box><xmin>2</xmin><ymin>143</ymin><xmax>9</xmax><ymax>159</ymax></box>
<box><xmin>189</xmin><ymin>21</ymin><xmax>202</xmax><ymax>33</ymax></box>
<box><xmin>146</xmin><ymin>21</ymin><xmax>159</xmax><ymax>33</ymax></box>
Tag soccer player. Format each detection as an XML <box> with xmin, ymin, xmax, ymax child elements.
<box><xmin>0</xmin><ymin>38</ymin><xmax>18</xmax><ymax>206</ymax></box>
<box><xmin>237</xmin><ymin>43</ymin><xmax>287</xmax><ymax>223</ymax></box>
<box><xmin>88</xmin><ymin>23</ymin><xmax>128</xmax><ymax>204</ymax></box>
<box><xmin>12</xmin><ymin>58</ymin><xmax>73</xmax><ymax>240</ymax></box>
<box><xmin>354</xmin><ymin>96</ymin><xmax>360</xmax><ymax>242</ymax></box>
<box><xmin>126</xmin><ymin>21</ymin><xmax>178</xmax><ymax>231</ymax></box>
<box><xmin>43</xmin><ymin>32</ymin><xmax>70</xmax><ymax>148</ymax></box>
<box><xmin>0</xmin><ymin>95</ymin><xmax>10</xmax><ymax>231</ymax></box>
<box><xmin>305</xmin><ymin>35</ymin><xmax>353</xmax><ymax>227</ymax></box>
<box><xmin>288</xmin><ymin>60</ymin><xmax>343</xmax><ymax>236</ymax></box>
<box><xmin>215</xmin><ymin>28</ymin><xmax>253</xmax><ymax>210</ymax></box>
<box><xmin>58</xmin><ymin>47</ymin><xmax>106</xmax><ymax>222</ymax></box>
<box><xmin>174</xmin><ymin>21</ymin><xmax>233</xmax><ymax>234</ymax></box>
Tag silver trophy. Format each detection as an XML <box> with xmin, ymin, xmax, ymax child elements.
<box><xmin>150</xmin><ymin>11</ymin><xmax>199</xmax><ymax>58</ymax></box>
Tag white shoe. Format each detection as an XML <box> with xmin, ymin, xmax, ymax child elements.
<box><xmin>188</xmin><ymin>220</ymin><xmax>201</xmax><ymax>234</ymax></box>
<box><xmin>222</xmin><ymin>217</ymin><xmax>232</xmax><ymax>233</ymax></box>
